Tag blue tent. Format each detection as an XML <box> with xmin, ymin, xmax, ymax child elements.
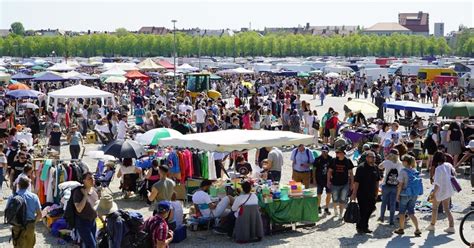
<box><xmin>11</xmin><ymin>72</ymin><xmax>34</xmax><ymax>81</ymax></box>
<box><xmin>383</xmin><ymin>100</ymin><xmax>435</xmax><ymax>113</ymax></box>
<box><xmin>33</xmin><ymin>72</ymin><xmax>66</xmax><ymax>82</ymax></box>
<box><xmin>6</xmin><ymin>89</ymin><xmax>43</xmax><ymax>99</ymax></box>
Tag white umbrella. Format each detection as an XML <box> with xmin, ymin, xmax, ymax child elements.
<box><xmin>136</xmin><ymin>128</ymin><xmax>183</xmax><ymax>146</ymax></box>
<box><xmin>325</xmin><ymin>72</ymin><xmax>340</xmax><ymax>78</ymax></box>
<box><xmin>86</xmin><ymin>150</ymin><xmax>116</xmax><ymax>161</ymax></box>
<box><xmin>20</xmin><ymin>102</ymin><xmax>39</xmax><ymax>109</ymax></box>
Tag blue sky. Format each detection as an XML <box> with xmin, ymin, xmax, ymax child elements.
<box><xmin>0</xmin><ymin>0</ymin><xmax>472</xmax><ymax>34</ymax></box>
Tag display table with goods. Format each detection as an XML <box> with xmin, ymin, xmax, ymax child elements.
<box><xmin>258</xmin><ymin>180</ymin><xmax>319</xmax><ymax>232</ymax></box>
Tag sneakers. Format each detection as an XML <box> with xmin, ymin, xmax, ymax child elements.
<box><xmin>318</xmin><ymin>207</ymin><xmax>322</xmax><ymax>215</ymax></box>
<box><xmin>324</xmin><ymin>208</ymin><xmax>331</xmax><ymax>215</ymax></box>
<box><xmin>426</xmin><ymin>224</ymin><xmax>435</xmax><ymax>231</ymax></box>
<box><xmin>213</xmin><ymin>228</ymin><xmax>227</xmax><ymax>235</ymax></box>
<box><xmin>444</xmin><ymin>227</ymin><xmax>455</xmax><ymax>233</ymax></box>
<box><xmin>377</xmin><ymin>217</ymin><xmax>384</xmax><ymax>223</ymax></box>
<box><xmin>414</xmin><ymin>229</ymin><xmax>422</xmax><ymax>237</ymax></box>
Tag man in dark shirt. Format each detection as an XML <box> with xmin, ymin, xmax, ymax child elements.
<box><xmin>327</xmin><ymin>148</ymin><xmax>354</xmax><ymax>219</ymax></box>
<box><xmin>351</xmin><ymin>151</ymin><xmax>380</xmax><ymax>234</ymax></box>
<box><xmin>174</xmin><ymin>117</ymin><xmax>191</xmax><ymax>135</ymax></box>
<box><xmin>313</xmin><ymin>145</ymin><xmax>333</xmax><ymax>215</ymax></box>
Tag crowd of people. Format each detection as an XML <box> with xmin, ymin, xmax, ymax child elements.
<box><xmin>0</xmin><ymin>65</ymin><xmax>472</xmax><ymax>248</ymax></box>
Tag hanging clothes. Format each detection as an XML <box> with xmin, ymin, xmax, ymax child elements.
<box><xmin>46</xmin><ymin>166</ymin><xmax>56</xmax><ymax>203</ymax></box>
<box><xmin>183</xmin><ymin>149</ymin><xmax>193</xmax><ymax>179</ymax></box>
<box><xmin>199</xmin><ymin>152</ymin><xmax>209</xmax><ymax>179</ymax></box>
<box><xmin>41</xmin><ymin>159</ymin><xmax>53</xmax><ymax>181</ymax></box>
<box><xmin>177</xmin><ymin>151</ymin><xmax>187</xmax><ymax>184</ymax></box>
<box><xmin>208</xmin><ymin>152</ymin><xmax>217</xmax><ymax>180</ymax></box>
<box><xmin>192</xmin><ymin>152</ymin><xmax>202</xmax><ymax>178</ymax></box>
<box><xmin>36</xmin><ymin>162</ymin><xmax>46</xmax><ymax>205</ymax></box>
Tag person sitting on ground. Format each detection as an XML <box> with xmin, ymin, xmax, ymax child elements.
<box><xmin>144</xmin><ymin>201</ymin><xmax>174</xmax><ymax>248</ymax></box>
<box><xmin>214</xmin><ymin>180</ymin><xmax>259</xmax><ymax>236</ymax></box>
<box><xmin>192</xmin><ymin>180</ymin><xmax>234</xmax><ymax>218</ymax></box>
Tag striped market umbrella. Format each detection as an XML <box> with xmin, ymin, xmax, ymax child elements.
<box><xmin>135</xmin><ymin>128</ymin><xmax>183</xmax><ymax>146</ymax></box>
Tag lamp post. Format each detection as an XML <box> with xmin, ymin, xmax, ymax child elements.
<box><xmin>172</xmin><ymin>19</ymin><xmax>177</xmax><ymax>79</ymax></box>
<box><xmin>52</xmin><ymin>51</ymin><xmax>56</xmax><ymax>63</ymax></box>
<box><xmin>197</xmin><ymin>28</ymin><xmax>201</xmax><ymax>70</ymax></box>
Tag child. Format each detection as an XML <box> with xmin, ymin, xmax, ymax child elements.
<box><xmin>394</xmin><ymin>155</ymin><xmax>422</xmax><ymax>236</ymax></box>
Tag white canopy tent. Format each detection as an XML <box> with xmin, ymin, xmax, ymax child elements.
<box><xmin>100</xmin><ymin>67</ymin><xmax>127</xmax><ymax>78</ymax></box>
<box><xmin>47</xmin><ymin>84</ymin><xmax>115</xmax><ymax>110</ymax></box>
<box><xmin>104</xmin><ymin>76</ymin><xmax>127</xmax><ymax>84</ymax></box>
<box><xmin>158</xmin><ymin>129</ymin><xmax>314</xmax><ymax>152</ymax></box>
<box><xmin>176</xmin><ymin>63</ymin><xmax>199</xmax><ymax>73</ymax></box>
<box><xmin>61</xmin><ymin>71</ymin><xmax>82</xmax><ymax>79</ymax></box>
<box><xmin>0</xmin><ymin>71</ymin><xmax>11</xmax><ymax>83</ymax></box>
<box><xmin>102</xmin><ymin>63</ymin><xmax>138</xmax><ymax>71</ymax></box>
<box><xmin>47</xmin><ymin>63</ymin><xmax>75</xmax><ymax>71</ymax></box>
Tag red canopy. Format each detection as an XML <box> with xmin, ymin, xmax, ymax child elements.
<box><xmin>125</xmin><ymin>70</ymin><xmax>150</xmax><ymax>80</ymax></box>
<box><xmin>158</xmin><ymin>60</ymin><xmax>175</xmax><ymax>70</ymax></box>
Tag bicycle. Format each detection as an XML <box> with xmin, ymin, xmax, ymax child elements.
<box><xmin>460</xmin><ymin>209</ymin><xmax>474</xmax><ymax>246</ymax></box>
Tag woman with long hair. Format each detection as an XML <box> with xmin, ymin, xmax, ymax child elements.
<box><xmin>378</xmin><ymin>149</ymin><xmax>403</xmax><ymax>225</ymax></box>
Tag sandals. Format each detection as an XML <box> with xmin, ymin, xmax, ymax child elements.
<box><xmin>394</xmin><ymin>229</ymin><xmax>404</xmax><ymax>235</ymax></box>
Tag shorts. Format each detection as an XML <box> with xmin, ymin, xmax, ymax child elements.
<box><xmin>324</xmin><ymin>128</ymin><xmax>330</xmax><ymax>137</ymax></box>
<box><xmin>317</xmin><ymin>184</ymin><xmax>332</xmax><ymax>195</ymax></box>
<box><xmin>399</xmin><ymin>195</ymin><xmax>417</xmax><ymax>215</ymax></box>
<box><xmin>331</xmin><ymin>184</ymin><xmax>349</xmax><ymax>204</ymax></box>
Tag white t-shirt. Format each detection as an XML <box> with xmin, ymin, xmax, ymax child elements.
<box><xmin>194</xmin><ymin>109</ymin><xmax>206</xmax><ymax>124</ymax></box>
<box><xmin>192</xmin><ymin>190</ymin><xmax>213</xmax><ymax>217</ymax></box>
<box><xmin>116</xmin><ymin>120</ymin><xmax>127</xmax><ymax>139</ymax></box>
<box><xmin>384</xmin><ymin>130</ymin><xmax>401</xmax><ymax>147</ymax></box>
<box><xmin>231</xmin><ymin>193</ymin><xmax>259</xmax><ymax>218</ymax></box>
<box><xmin>379</xmin><ymin>160</ymin><xmax>403</xmax><ymax>186</ymax></box>
<box><xmin>434</xmin><ymin>162</ymin><xmax>456</xmax><ymax>201</ymax></box>
<box><xmin>170</xmin><ymin>201</ymin><xmax>183</xmax><ymax>227</ymax></box>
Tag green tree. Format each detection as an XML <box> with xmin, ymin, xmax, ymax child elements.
<box><xmin>10</xmin><ymin>22</ymin><xmax>25</xmax><ymax>36</ymax></box>
<box><xmin>115</xmin><ymin>28</ymin><xmax>129</xmax><ymax>37</ymax></box>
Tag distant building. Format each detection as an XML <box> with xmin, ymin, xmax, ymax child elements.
<box><xmin>434</xmin><ymin>23</ymin><xmax>445</xmax><ymax>37</ymax></box>
<box><xmin>263</xmin><ymin>27</ymin><xmax>308</xmax><ymax>35</ymax></box>
<box><xmin>181</xmin><ymin>28</ymin><xmax>235</xmax><ymax>37</ymax></box>
<box><xmin>138</xmin><ymin>26</ymin><xmax>169</xmax><ymax>35</ymax></box>
<box><xmin>310</xmin><ymin>25</ymin><xmax>358</xmax><ymax>36</ymax></box>
<box><xmin>361</xmin><ymin>22</ymin><xmax>412</xmax><ymax>36</ymax></box>
<box><xmin>0</xmin><ymin>29</ymin><xmax>10</xmax><ymax>37</ymax></box>
<box><xmin>399</xmin><ymin>11</ymin><xmax>429</xmax><ymax>36</ymax></box>
<box><xmin>35</xmin><ymin>29</ymin><xmax>65</xmax><ymax>36</ymax></box>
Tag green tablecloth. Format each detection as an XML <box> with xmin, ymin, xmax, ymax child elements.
<box><xmin>260</xmin><ymin>196</ymin><xmax>319</xmax><ymax>224</ymax></box>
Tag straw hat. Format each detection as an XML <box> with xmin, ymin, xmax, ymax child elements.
<box><xmin>94</xmin><ymin>194</ymin><xmax>118</xmax><ymax>216</ymax></box>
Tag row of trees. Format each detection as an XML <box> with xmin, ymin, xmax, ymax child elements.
<box><xmin>0</xmin><ymin>30</ymin><xmax>471</xmax><ymax>58</ymax></box>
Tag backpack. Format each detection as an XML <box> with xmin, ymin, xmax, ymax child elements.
<box><xmin>4</xmin><ymin>194</ymin><xmax>27</xmax><ymax>227</ymax></box>
<box><xmin>385</xmin><ymin>168</ymin><xmax>399</xmax><ymax>186</ymax></box>
<box><xmin>118</xmin><ymin>210</ymin><xmax>144</xmax><ymax>234</ymax></box>
<box><xmin>64</xmin><ymin>185</ymin><xmax>83</xmax><ymax>229</ymax></box>
<box><xmin>401</xmin><ymin>168</ymin><xmax>423</xmax><ymax>196</ymax></box>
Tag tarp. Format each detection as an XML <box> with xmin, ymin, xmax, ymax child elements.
<box><xmin>383</xmin><ymin>100</ymin><xmax>435</xmax><ymax>113</ymax></box>
<box><xmin>125</xmin><ymin>70</ymin><xmax>150</xmax><ymax>80</ymax></box>
<box><xmin>11</xmin><ymin>72</ymin><xmax>34</xmax><ymax>81</ymax></box>
<box><xmin>137</xmin><ymin>58</ymin><xmax>164</xmax><ymax>70</ymax></box>
<box><xmin>33</xmin><ymin>72</ymin><xmax>66</xmax><ymax>82</ymax></box>
<box><xmin>158</xmin><ymin>129</ymin><xmax>314</xmax><ymax>152</ymax></box>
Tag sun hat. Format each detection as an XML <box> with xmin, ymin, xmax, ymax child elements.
<box><xmin>94</xmin><ymin>194</ymin><xmax>118</xmax><ymax>216</ymax></box>
<box><xmin>442</xmin><ymin>124</ymin><xmax>449</xmax><ymax>131</ymax></box>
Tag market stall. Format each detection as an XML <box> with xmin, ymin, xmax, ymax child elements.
<box><xmin>47</xmin><ymin>84</ymin><xmax>115</xmax><ymax>111</ymax></box>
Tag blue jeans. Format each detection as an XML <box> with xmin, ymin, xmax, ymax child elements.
<box><xmin>380</xmin><ymin>184</ymin><xmax>397</xmax><ymax>223</ymax></box>
<box><xmin>331</xmin><ymin>184</ymin><xmax>349</xmax><ymax>204</ymax></box>
<box><xmin>75</xmin><ymin>217</ymin><xmax>97</xmax><ymax>248</ymax></box>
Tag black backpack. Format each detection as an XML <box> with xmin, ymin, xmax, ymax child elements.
<box><xmin>117</xmin><ymin>210</ymin><xmax>144</xmax><ymax>234</ymax></box>
<box><xmin>312</xmin><ymin>118</ymin><xmax>320</xmax><ymax>130</ymax></box>
<box><xmin>385</xmin><ymin>168</ymin><xmax>399</xmax><ymax>186</ymax></box>
<box><xmin>4</xmin><ymin>195</ymin><xmax>27</xmax><ymax>227</ymax></box>
<box><xmin>64</xmin><ymin>186</ymin><xmax>83</xmax><ymax>229</ymax></box>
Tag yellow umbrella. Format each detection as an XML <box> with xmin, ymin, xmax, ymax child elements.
<box><xmin>207</xmin><ymin>90</ymin><xmax>222</xmax><ymax>100</ymax></box>
<box><xmin>344</xmin><ymin>99</ymin><xmax>379</xmax><ymax>114</ymax></box>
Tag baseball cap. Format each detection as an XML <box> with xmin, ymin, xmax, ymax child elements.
<box><xmin>157</xmin><ymin>201</ymin><xmax>171</xmax><ymax>213</ymax></box>
<box><xmin>321</xmin><ymin>145</ymin><xmax>329</xmax><ymax>152</ymax></box>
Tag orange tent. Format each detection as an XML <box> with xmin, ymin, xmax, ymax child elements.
<box><xmin>125</xmin><ymin>70</ymin><xmax>150</xmax><ymax>81</ymax></box>
<box><xmin>8</xmin><ymin>83</ymin><xmax>30</xmax><ymax>90</ymax></box>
